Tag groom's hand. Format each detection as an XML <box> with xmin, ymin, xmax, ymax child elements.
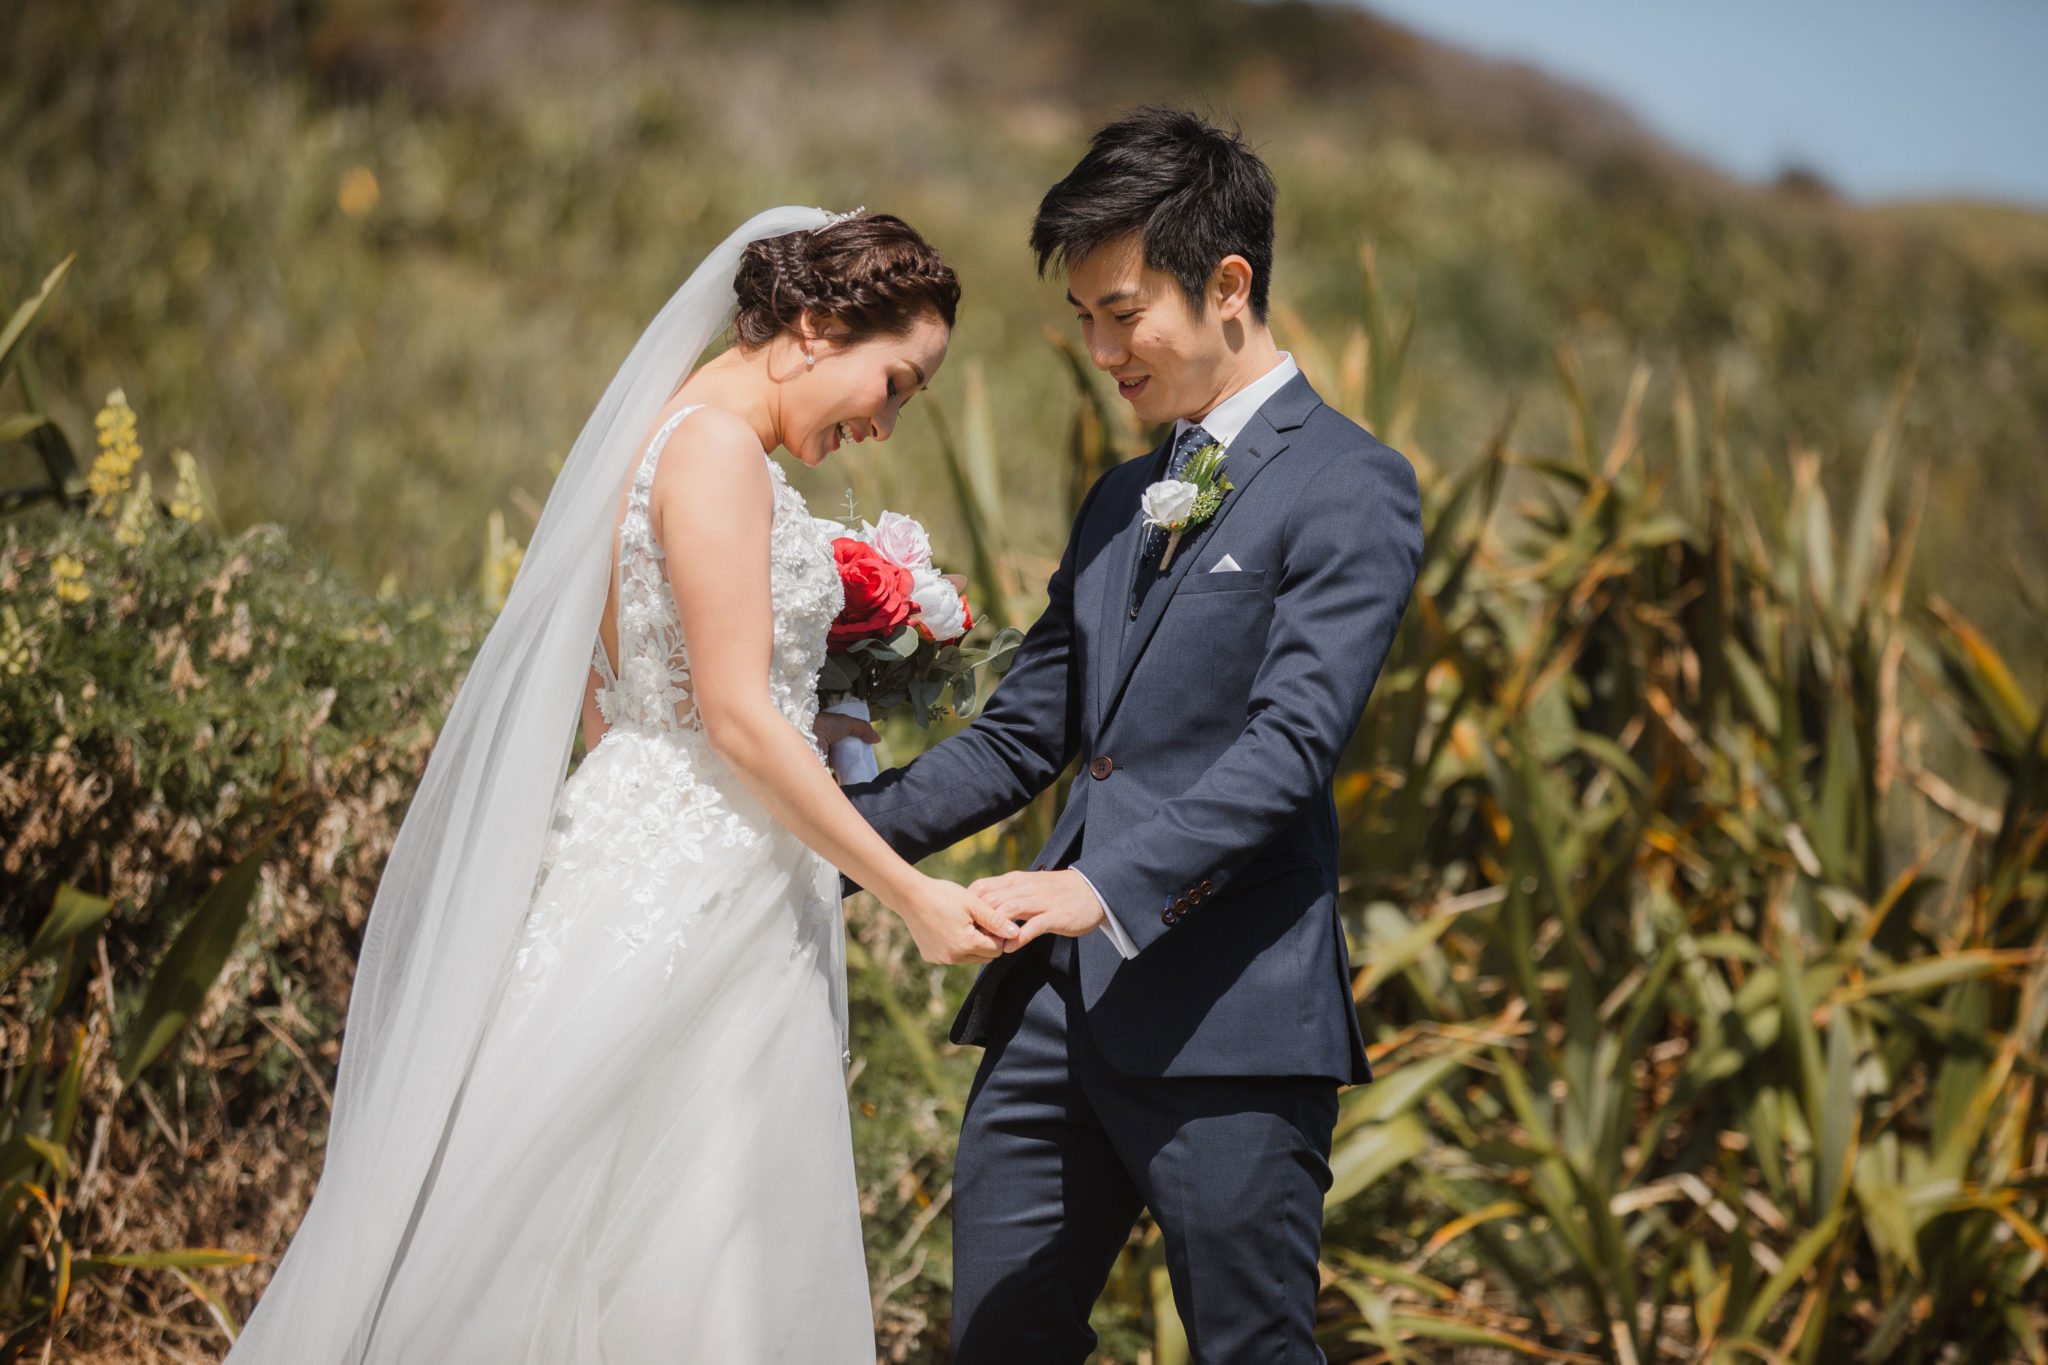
<box><xmin>970</xmin><ymin>870</ymin><xmax>1106</xmax><ymax>952</ymax></box>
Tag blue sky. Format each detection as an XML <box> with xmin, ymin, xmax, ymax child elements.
<box><xmin>1350</xmin><ymin>0</ymin><xmax>2048</xmax><ymax>206</ymax></box>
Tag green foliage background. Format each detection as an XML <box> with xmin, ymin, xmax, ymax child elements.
<box><xmin>6</xmin><ymin>0</ymin><xmax>2045</xmax><ymax>669</ymax></box>
<box><xmin>5</xmin><ymin>1</ymin><xmax>2048</xmax><ymax>1362</ymax></box>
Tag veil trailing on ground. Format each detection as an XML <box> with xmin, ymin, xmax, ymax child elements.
<box><xmin>225</xmin><ymin>206</ymin><xmax>835</xmax><ymax>1364</ymax></box>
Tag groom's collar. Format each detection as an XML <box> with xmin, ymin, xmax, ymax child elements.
<box><xmin>1172</xmin><ymin>352</ymin><xmax>1302</xmax><ymax>451</ymax></box>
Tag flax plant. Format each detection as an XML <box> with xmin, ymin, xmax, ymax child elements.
<box><xmin>0</xmin><ymin>258</ymin><xmax>82</xmax><ymax>516</ymax></box>
<box><xmin>1275</xmin><ymin>253</ymin><xmax>2048</xmax><ymax>1362</ymax></box>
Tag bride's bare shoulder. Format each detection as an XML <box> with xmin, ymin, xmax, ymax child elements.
<box><xmin>648</xmin><ymin>404</ymin><xmax>773</xmax><ymax>526</ymax></box>
<box><xmin>660</xmin><ymin>403</ymin><xmax>765</xmax><ymax>465</ymax></box>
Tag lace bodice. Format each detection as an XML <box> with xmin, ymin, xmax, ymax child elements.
<box><xmin>590</xmin><ymin>405</ymin><xmax>845</xmax><ymax>742</ymax></box>
<box><xmin>518</xmin><ymin>406</ymin><xmax>846</xmax><ymax>989</ymax></box>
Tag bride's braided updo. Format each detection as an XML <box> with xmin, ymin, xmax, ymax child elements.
<box><xmin>732</xmin><ymin>213</ymin><xmax>960</xmax><ymax>349</ymax></box>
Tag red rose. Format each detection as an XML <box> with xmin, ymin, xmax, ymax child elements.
<box><xmin>828</xmin><ymin>538</ymin><xmax>915</xmax><ymax>649</ymax></box>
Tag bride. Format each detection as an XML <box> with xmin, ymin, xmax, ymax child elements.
<box><xmin>224</xmin><ymin>207</ymin><xmax>1014</xmax><ymax>1363</ymax></box>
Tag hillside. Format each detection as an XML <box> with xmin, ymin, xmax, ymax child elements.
<box><xmin>5</xmin><ymin>0</ymin><xmax>2044</xmax><ymax>667</ymax></box>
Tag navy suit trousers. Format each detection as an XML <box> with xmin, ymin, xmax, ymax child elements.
<box><xmin>952</xmin><ymin>936</ymin><xmax>1339</xmax><ymax>1365</ymax></box>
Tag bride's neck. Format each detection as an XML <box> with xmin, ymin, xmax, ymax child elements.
<box><xmin>676</xmin><ymin>346</ymin><xmax>788</xmax><ymax>454</ymax></box>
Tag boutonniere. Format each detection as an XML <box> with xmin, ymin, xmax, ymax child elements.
<box><xmin>1140</xmin><ymin>442</ymin><xmax>1232</xmax><ymax>571</ymax></box>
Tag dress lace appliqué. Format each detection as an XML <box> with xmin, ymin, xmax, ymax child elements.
<box><xmin>513</xmin><ymin>406</ymin><xmax>845</xmax><ymax>993</ymax></box>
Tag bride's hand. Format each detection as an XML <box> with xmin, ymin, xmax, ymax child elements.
<box><xmin>895</xmin><ymin>876</ymin><xmax>1017</xmax><ymax>965</ymax></box>
<box><xmin>813</xmin><ymin>710</ymin><xmax>881</xmax><ymax>754</ymax></box>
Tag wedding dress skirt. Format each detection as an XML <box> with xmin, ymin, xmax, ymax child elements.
<box><xmin>363</xmin><ymin>732</ymin><xmax>872</xmax><ymax>1362</ymax></box>
<box><xmin>355</xmin><ymin>408</ymin><xmax>872</xmax><ymax>1361</ymax></box>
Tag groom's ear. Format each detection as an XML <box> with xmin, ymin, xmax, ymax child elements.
<box><xmin>1210</xmin><ymin>255</ymin><xmax>1257</xmax><ymax>324</ymax></box>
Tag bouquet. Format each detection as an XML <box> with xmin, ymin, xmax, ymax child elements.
<box><xmin>818</xmin><ymin>509</ymin><xmax>1021</xmax><ymax>783</ymax></box>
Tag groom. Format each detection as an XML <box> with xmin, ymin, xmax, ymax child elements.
<box><xmin>845</xmin><ymin>107</ymin><xmax>1422</xmax><ymax>1363</ymax></box>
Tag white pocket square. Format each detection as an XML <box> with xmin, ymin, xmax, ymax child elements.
<box><xmin>1208</xmin><ymin>554</ymin><xmax>1243</xmax><ymax>573</ymax></box>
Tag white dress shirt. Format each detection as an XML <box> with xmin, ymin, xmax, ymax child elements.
<box><xmin>1081</xmin><ymin>353</ymin><xmax>1301</xmax><ymax>958</ymax></box>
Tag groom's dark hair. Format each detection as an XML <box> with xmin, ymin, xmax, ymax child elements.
<box><xmin>1031</xmin><ymin>106</ymin><xmax>1277</xmax><ymax>321</ymax></box>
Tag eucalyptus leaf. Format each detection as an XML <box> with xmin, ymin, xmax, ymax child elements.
<box><xmin>883</xmin><ymin>624</ymin><xmax>922</xmax><ymax>660</ymax></box>
<box><xmin>984</xmin><ymin>626</ymin><xmax>1025</xmax><ymax>676</ymax></box>
<box><xmin>816</xmin><ymin>654</ymin><xmax>859</xmax><ymax>694</ymax></box>
<box><xmin>951</xmin><ymin>674</ymin><xmax>981</xmax><ymax>719</ymax></box>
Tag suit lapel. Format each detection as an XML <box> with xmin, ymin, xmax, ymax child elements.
<box><xmin>1095</xmin><ymin>373</ymin><xmax>1322</xmax><ymax>732</ymax></box>
<box><xmin>1091</xmin><ymin>435</ymin><xmax>1173</xmax><ymax>728</ymax></box>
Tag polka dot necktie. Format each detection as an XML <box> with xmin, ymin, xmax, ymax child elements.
<box><xmin>1143</xmin><ymin>423</ymin><xmax>1215</xmax><ymax>563</ymax></box>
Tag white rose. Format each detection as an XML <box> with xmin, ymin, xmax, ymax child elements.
<box><xmin>909</xmin><ymin>568</ymin><xmax>969</xmax><ymax>641</ymax></box>
<box><xmin>864</xmin><ymin>511</ymin><xmax>933</xmax><ymax>570</ymax></box>
<box><xmin>1140</xmin><ymin>478</ymin><xmax>1199</xmax><ymax>529</ymax></box>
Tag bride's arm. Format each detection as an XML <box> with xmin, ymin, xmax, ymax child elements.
<box><xmin>580</xmin><ymin>667</ymin><xmax>609</xmax><ymax>753</ymax></box>
<box><xmin>648</xmin><ymin>409</ymin><xmax>1013</xmax><ymax>965</ymax></box>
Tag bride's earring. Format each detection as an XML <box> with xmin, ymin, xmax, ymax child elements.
<box><xmin>804</xmin><ymin>349</ymin><xmax>816</xmax><ymax>368</ymax></box>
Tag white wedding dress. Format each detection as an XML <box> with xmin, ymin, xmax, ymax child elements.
<box><xmin>358</xmin><ymin>406</ymin><xmax>874</xmax><ymax>1361</ymax></box>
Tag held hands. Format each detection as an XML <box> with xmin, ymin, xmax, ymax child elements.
<box><xmin>969</xmin><ymin>870</ymin><xmax>1106</xmax><ymax>952</ymax></box>
<box><xmin>887</xmin><ymin>869</ymin><xmax>1106</xmax><ymax>967</ymax></box>
<box><xmin>896</xmin><ymin>874</ymin><xmax>1018</xmax><ymax>966</ymax></box>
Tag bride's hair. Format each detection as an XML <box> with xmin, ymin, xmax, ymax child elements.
<box><xmin>732</xmin><ymin>213</ymin><xmax>961</xmax><ymax>349</ymax></box>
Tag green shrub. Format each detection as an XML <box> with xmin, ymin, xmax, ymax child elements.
<box><xmin>1</xmin><ymin>404</ymin><xmax>483</xmax><ymax>1355</ymax></box>
<box><xmin>2</xmin><ymin>456</ymin><xmax>484</xmax><ymax>942</ymax></box>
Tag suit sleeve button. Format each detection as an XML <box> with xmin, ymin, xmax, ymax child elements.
<box><xmin>1200</xmin><ymin>878</ymin><xmax>1215</xmax><ymax>894</ymax></box>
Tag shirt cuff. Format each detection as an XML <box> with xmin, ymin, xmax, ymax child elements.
<box><xmin>1071</xmin><ymin>868</ymin><xmax>1138</xmax><ymax>960</ymax></box>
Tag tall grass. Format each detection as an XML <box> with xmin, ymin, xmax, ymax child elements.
<box><xmin>4</xmin><ymin>287</ymin><xmax>2042</xmax><ymax>1362</ymax></box>
<box><xmin>904</xmin><ymin>253</ymin><xmax>2048</xmax><ymax>1362</ymax></box>
<box><xmin>1305</xmin><ymin>263</ymin><xmax>2047</xmax><ymax>1361</ymax></box>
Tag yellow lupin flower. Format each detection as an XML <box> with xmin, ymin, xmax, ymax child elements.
<box><xmin>50</xmin><ymin>553</ymin><xmax>90</xmax><ymax>604</ymax></box>
<box><xmin>338</xmin><ymin>165</ymin><xmax>381</xmax><ymax>218</ymax></box>
<box><xmin>89</xmin><ymin>388</ymin><xmax>143</xmax><ymax>512</ymax></box>
<box><xmin>169</xmin><ymin>449</ymin><xmax>207</xmax><ymax>523</ymax></box>
<box><xmin>115</xmin><ymin>471</ymin><xmax>155</xmax><ymax>547</ymax></box>
<box><xmin>0</xmin><ymin>606</ymin><xmax>30</xmax><ymax>675</ymax></box>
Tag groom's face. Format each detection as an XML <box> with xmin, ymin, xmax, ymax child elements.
<box><xmin>1065</xmin><ymin>234</ymin><xmax>1233</xmax><ymax>427</ymax></box>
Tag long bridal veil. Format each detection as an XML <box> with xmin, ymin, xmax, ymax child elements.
<box><xmin>225</xmin><ymin>206</ymin><xmax>836</xmax><ymax>1364</ymax></box>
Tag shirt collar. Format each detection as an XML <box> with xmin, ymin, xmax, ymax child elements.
<box><xmin>1174</xmin><ymin>353</ymin><xmax>1300</xmax><ymax>452</ymax></box>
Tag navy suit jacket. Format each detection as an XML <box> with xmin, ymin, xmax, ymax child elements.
<box><xmin>844</xmin><ymin>373</ymin><xmax>1421</xmax><ymax>1083</ymax></box>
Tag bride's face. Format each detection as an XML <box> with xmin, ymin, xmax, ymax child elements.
<box><xmin>785</xmin><ymin>313</ymin><xmax>951</xmax><ymax>467</ymax></box>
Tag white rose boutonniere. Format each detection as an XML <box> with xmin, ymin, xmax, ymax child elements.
<box><xmin>1140</xmin><ymin>441</ymin><xmax>1232</xmax><ymax>569</ymax></box>
<box><xmin>1140</xmin><ymin>479</ymin><xmax>1199</xmax><ymax>530</ymax></box>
